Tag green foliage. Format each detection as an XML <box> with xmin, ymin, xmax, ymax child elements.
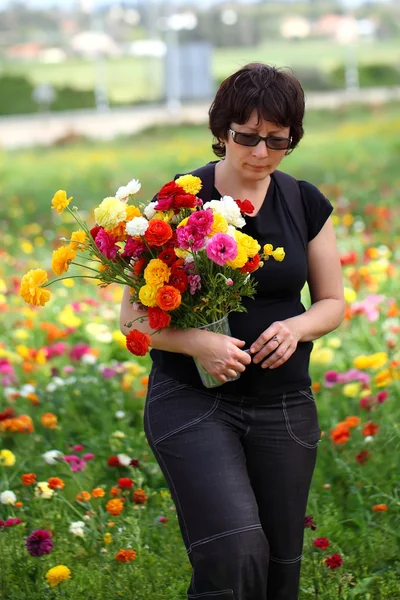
<box><xmin>330</xmin><ymin>62</ymin><xmax>400</xmax><ymax>88</ymax></box>
<box><xmin>0</xmin><ymin>74</ymin><xmax>37</xmax><ymax>115</ymax></box>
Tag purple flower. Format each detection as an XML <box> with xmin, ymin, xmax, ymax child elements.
<box><xmin>187</xmin><ymin>209</ymin><xmax>213</xmax><ymax>236</ymax></box>
<box><xmin>188</xmin><ymin>274</ymin><xmax>201</xmax><ymax>295</ymax></box>
<box><xmin>177</xmin><ymin>225</ymin><xmax>205</xmax><ymax>251</ymax></box>
<box><xmin>324</xmin><ymin>370</ymin><xmax>339</xmax><ymax>387</ymax></box>
<box><xmin>304</xmin><ymin>515</ymin><xmax>317</xmax><ymax>530</ymax></box>
<box><xmin>101</xmin><ymin>367</ymin><xmax>118</xmax><ymax>379</ymax></box>
<box><xmin>25</xmin><ymin>529</ymin><xmax>54</xmax><ymax>557</ymax></box>
<box><xmin>206</xmin><ymin>233</ymin><xmax>238</xmax><ymax>266</ymax></box>
<box><xmin>95</xmin><ymin>229</ymin><xmax>119</xmax><ymax>260</ymax></box>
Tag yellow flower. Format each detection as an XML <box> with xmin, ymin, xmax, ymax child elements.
<box><xmin>104</xmin><ymin>533</ymin><xmax>113</xmax><ymax>544</ymax></box>
<box><xmin>177</xmin><ymin>217</ymin><xmax>189</xmax><ymax>228</ymax></box>
<box><xmin>263</xmin><ymin>244</ymin><xmax>273</xmax><ymax>256</ymax></box>
<box><xmin>19</xmin><ymin>269</ymin><xmax>51</xmax><ymax>307</ymax></box>
<box><xmin>343</xmin><ymin>382</ymin><xmax>361</xmax><ymax>398</ymax></box>
<box><xmin>374</xmin><ymin>369</ymin><xmax>393</xmax><ymax>388</ymax></box>
<box><xmin>310</xmin><ymin>347</ymin><xmax>334</xmax><ymax>365</ymax></box>
<box><xmin>234</xmin><ymin>231</ymin><xmax>260</xmax><ymax>258</ymax></box>
<box><xmin>51</xmin><ymin>190</ymin><xmax>72</xmax><ymax>214</ymax></box>
<box><xmin>0</xmin><ymin>449</ymin><xmax>16</xmax><ymax>467</ymax></box>
<box><xmin>226</xmin><ymin>245</ymin><xmax>248</xmax><ymax>269</ymax></box>
<box><xmin>70</xmin><ymin>230</ymin><xmax>87</xmax><ymax>251</ymax></box>
<box><xmin>112</xmin><ymin>330</ymin><xmax>127</xmax><ymax>347</ymax></box>
<box><xmin>57</xmin><ymin>306</ymin><xmax>81</xmax><ymax>328</ymax></box>
<box><xmin>126</xmin><ymin>205</ymin><xmax>141</xmax><ymax>221</ymax></box>
<box><xmin>144</xmin><ymin>259</ymin><xmax>170</xmax><ymax>289</ymax></box>
<box><xmin>45</xmin><ymin>565</ymin><xmax>71</xmax><ymax>588</ymax></box>
<box><xmin>342</xmin><ymin>214</ymin><xmax>354</xmax><ymax>227</ymax></box>
<box><xmin>327</xmin><ymin>337</ymin><xmax>341</xmax><ymax>349</ymax></box>
<box><xmin>94</xmin><ymin>197</ymin><xmax>127</xmax><ymax>230</ymax></box>
<box><xmin>344</xmin><ymin>287</ymin><xmax>357</xmax><ymax>303</ymax></box>
<box><xmin>175</xmin><ymin>174</ymin><xmax>202</xmax><ymax>196</ymax></box>
<box><xmin>272</xmin><ymin>247</ymin><xmax>285</xmax><ymax>262</ymax></box>
<box><xmin>153</xmin><ymin>210</ymin><xmax>174</xmax><ymax>223</ymax></box>
<box><xmin>62</xmin><ymin>279</ymin><xmax>75</xmax><ymax>288</ymax></box>
<box><xmin>20</xmin><ymin>240</ymin><xmax>33</xmax><ymax>254</ymax></box>
<box><xmin>209</xmin><ymin>213</ymin><xmax>228</xmax><ymax>236</ymax></box>
<box><xmin>51</xmin><ymin>246</ymin><xmax>77</xmax><ymax>276</ymax></box>
<box><xmin>174</xmin><ymin>248</ymin><xmax>190</xmax><ymax>259</ymax></box>
<box><xmin>35</xmin><ymin>481</ymin><xmax>54</xmax><ymax>499</ymax></box>
<box><xmin>138</xmin><ymin>284</ymin><xmax>158</xmax><ymax>307</ymax></box>
<box><xmin>354</xmin><ymin>353</ymin><xmax>388</xmax><ymax>370</ymax></box>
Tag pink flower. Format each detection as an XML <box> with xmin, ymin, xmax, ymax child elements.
<box><xmin>0</xmin><ymin>518</ymin><xmax>23</xmax><ymax>528</ymax></box>
<box><xmin>206</xmin><ymin>233</ymin><xmax>238</xmax><ymax>266</ymax></box>
<box><xmin>73</xmin><ymin>445</ymin><xmax>84</xmax><ymax>452</ymax></box>
<box><xmin>155</xmin><ymin>196</ymin><xmax>174</xmax><ymax>211</ymax></box>
<box><xmin>83</xmin><ymin>453</ymin><xmax>95</xmax><ymax>461</ymax></box>
<box><xmin>187</xmin><ymin>209</ymin><xmax>213</xmax><ymax>236</ymax></box>
<box><xmin>95</xmin><ymin>229</ymin><xmax>120</xmax><ymax>260</ymax></box>
<box><xmin>70</xmin><ymin>344</ymin><xmax>91</xmax><ymax>361</ymax></box>
<box><xmin>225</xmin><ymin>278</ymin><xmax>233</xmax><ymax>286</ymax></box>
<box><xmin>351</xmin><ymin>294</ymin><xmax>385</xmax><ymax>322</ymax></box>
<box><xmin>177</xmin><ymin>225</ymin><xmax>205</xmax><ymax>251</ymax></box>
<box><xmin>324</xmin><ymin>370</ymin><xmax>339</xmax><ymax>387</ymax></box>
<box><xmin>377</xmin><ymin>390</ymin><xmax>388</xmax><ymax>403</ymax></box>
<box><xmin>122</xmin><ymin>237</ymin><xmax>147</xmax><ymax>258</ymax></box>
<box><xmin>188</xmin><ymin>274</ymin><xmax>201</xmax><ymax>295</ymax></box>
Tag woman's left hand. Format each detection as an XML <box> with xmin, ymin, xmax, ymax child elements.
<box><xmin>250</xmin><ymin>320</ymin><xmax>300</xmax><ymax>369</ymax></box>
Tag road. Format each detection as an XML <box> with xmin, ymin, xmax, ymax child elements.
<box><xmin>1</xmin><ymin>86</ymin><xmax>399</xmax><ymax>150</ymax></box>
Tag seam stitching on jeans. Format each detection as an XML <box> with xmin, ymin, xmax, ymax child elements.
<box><xmin>187</xmin><ymin>523</ymin><xmax>262</xmax><ymax>554</ymax></box>
<box><xmin>282</xmin><ymin>395</ymin><xmax>319</xmax><ymax>449</ymax></box>
<box><xmin>188</xmin><ymin>591</ymin><xmax>234</xmax><ymax>598</ymax></box>
<box><xmin>148</xmin><ymin>383</ymin><xmax>189</xmax><ymax>404</ymax></box>
<box><xmin>239</xmin><ymin>396</ymin><xmax>251</xmax><ymax>439</ymax></box>
<box><xmin>144</xmin><ymin>399</ymin><xmax>192</xmax><ymax>549</ymax></box>
<box><xmin>298</xmin><ymin>389</ymin><xmax>315</xmax><ymax>402</ymax></box>
<box><xmin>154</xmin><ymin>397</ymin><xmax>220</xmax><ymax>446</ymax></box>
<box><xmin>151</xmin><ymin>377</ymin><xmax>177</xmax><ymax>391</ymax></box>
<box><xmin>270</xmin><ymin>554</ymin><xmax>303</xmax><ymax>564</ymax></box>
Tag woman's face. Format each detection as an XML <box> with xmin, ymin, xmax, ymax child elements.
<box><xmin>223</xmin><ymin>109</ymin><xmax>290</xmax><ymax>182</ymax></box>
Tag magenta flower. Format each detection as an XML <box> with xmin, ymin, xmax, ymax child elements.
<box><xmin>122</xmin><ymin>237</ymin><xmax>147</xmax><ymax>259</ymax></box>
<box><xmin>0</xmin><ymin>518</ymin><xmax>23</xmax><ymax>528</ymax></box>
<box><xmin>73</xmin><ymin>444</ymin><xmax>84</xmax><ymax>452</ymax></box>
<box><xmin>155</xmin><ymin>196</ymin><xmax>174</xmax><ymax>211</ymax></box>
<box><xmin>177</xmin><ymin>225</ymin><xmax>205</xmax><ymax>251</ymax></box>
<box><xmin>188</xmin><ymin>274</ymin><xmax>201</xmax><ymax>295</ymax></box>
<box><xmin>83</xmin><ymin>453</ymin><xmax>95</xmax><ymax>461</ymax></box>
<box><xmin>69</xmin><ymin>344</ymin><xmax>91</xmax><ymax>361</ymax></box>
<box><xmin>188</xmin><ymin>209</ymin><xmax>213</xmax><ymax>236</ymax></box>
<box><xmin>95</xmin><ymin>229</ymin><xmax>119</xmax><ymax>260</ymax></box>
<box><xmin>206</xmin><ymin>233</ymin><xmax>237</xmax><ymax>266</ymax></box>
<box><xmin>25</xmin><ymin>529</ymin><xmax>54</xmax><ymax>557</ymax></box>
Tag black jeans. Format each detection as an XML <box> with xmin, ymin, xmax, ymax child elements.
<box><xmin>144</xmin><ymin>366</ymin><xmax>321</xmax><ymax>600</ymax></box>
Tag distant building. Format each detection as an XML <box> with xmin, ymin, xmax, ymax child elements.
<box><xmin>280</xmin><ymin>16</ymin><xmax>311</xmax><ymax>40</ymax></box>
<box><xmin>314</xmin><ymin>14</ymin><xmax>377</xmax><ymax>42</ymax></box>
<box><xmin>6</xmin><ymin>42</ymin><xmax>43</xmax><ymax>61</ymax></box>
<box><xmin>70</xmin><ymin>31</ymin><xmax>121</xmax><ymax>59</ymax></box>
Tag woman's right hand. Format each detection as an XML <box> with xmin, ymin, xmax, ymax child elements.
<box><xmin>192</xmin><ymin>331</ymin><xmax>251</xmax><ymax>383</ymax></box>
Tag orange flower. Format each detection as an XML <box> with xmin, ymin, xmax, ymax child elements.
<box><xmin>110</xmin><ymin>486</ymin><xmax>121</xmax><ymax>497</ymax></box>
<box><xmin>1</xmin><ymin>415</ymin><xmax>34</xmax><ymax>434</ymax></box>
<box><xmin>14</xmin><ymin>501</ymin><xmax>23</xmax><ymax>508</ymax></box>
<box><xmin>363</xmin><ymin>422</ymin><xmax>379</xmax><ymax>437</ymax></box>
<box><xmin>311</xmin><ymin>382</ymin><xmax>321</xmax><ymax>393</ymax></box>
<box><xmin>132</xmin><ymin>488</ymin><xmax>148</xmax><ymax>505</ymax></box>
<box><xmin>51</xmin><ymin>246</ymin><xmax>77</xmax><ymax>276</ymax></box>
<box><xmin>92</xmin><ymin>487</ymin><xmax>105</xmax><ymax>498</ymax></box>
<box><xmin>27</xmin><ymin>393</ymin><xmax>40</xmax><ymax>406</ymax></box>
<box><xmin>48</xmin><ymin>477</ymin><xmax>65</xmax><ymax>490</ymax></box>
<box><xmin>76</xmin><ymin>491</ymin><xmax>91</xmax><ymax>503</ymax></box>
<box><xmin>41</xmin><ymin>413</ymin><xmax>58</xmax><ymax>429</ymax></box>
<box><xmin>156</xmin><ymin>285</ymin><xmax>181</xmax><ymax>311</ymax></box>
<box><xmin>106</xmin><ymin>222</ymin><xmax>128</xmax><ymax>242</ymax></box>
<box><xmin>22</xmin><ymin>473</ymin><xmax>37</xmax><ymax>486</ymax></box>
<box><xmin>344</xmin><ymin>416</ymin><xmax>360</xmax><ymax>429</ymax></box>
<box><xmin>140</xmin><ymin>376</ymin><xmax>149</xmax><ymax>386</ymax></box>
<box><xmin>144</xmin><ymin>219</ymin><xmax>173</xmax><ymax>247</ymax></box>
<box><xmin>330</xmin><ymin>422</ymin><xmax>350</xmax><ymax>445</ymax></box>
<box><xmin>115</xmin><ymin>549</ymin><xmax>137</xmax><ymax>563</ymax></box>
<box><xmin>106</xmin><ymin>498</ymin><xmax>124</xmax><ymax>516</ymax></box>
<box><xmin>373</xmin><ymin>504</ymin><xmax>388</xmax><ymax>512</ymax></box>
<box><xmin>125</xmin><ymin>206</ymin><xmax>141</xmax><ymax>221</ymax></box>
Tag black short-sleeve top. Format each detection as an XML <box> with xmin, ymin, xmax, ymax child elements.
<box><xmin>150</xmin><ymin>173</ymin><xmax>334</xmax><ymax>397</ymax></box>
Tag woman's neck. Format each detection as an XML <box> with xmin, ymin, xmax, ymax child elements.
<box><xmin>215</xmin><ymin>160</ymin><xmax>271</xmax><ymax>197</ymax></box>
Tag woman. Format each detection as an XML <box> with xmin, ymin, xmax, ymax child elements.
<box><xmin>120</xmin><ymin>63</ymin><xmax>344</xmax><ymax>599</ymax></box>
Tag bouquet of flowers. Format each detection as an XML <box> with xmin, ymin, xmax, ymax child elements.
<box><xmin>20</xmin><ymin>174</ymin><xmax>285</xmax><ymax>385</ymax></box>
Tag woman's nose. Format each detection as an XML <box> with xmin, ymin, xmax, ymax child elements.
<box><xmin>252</xmin><ymin>140</ymin><xmax>269</xmax><ymax>158</ymax></box>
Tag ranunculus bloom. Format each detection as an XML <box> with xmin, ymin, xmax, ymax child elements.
<box><xmin>19</xmin><ymin>269</ymin><xmax>51</xmax><ymax>307</ymax></box>
<box><xmin>325</xmin><ymin>554</ymin><xmax>343</xmax><ymax>569</ymax></box>
<box><xmin>313</xmin><ymin>537</ymin><xmax>330</xmax><ymax>550</ymax></box>
<box><xmin>106</xmin><ymin>498</ymin><xmax>124</xmax><ymax>516</ymax></box>
<box><xmin>132</xmin><ymin>488</ymin><xmax>148</xmax><ymax>504</ymax></box>
<box><xmin>363</xmin><ymin>422</ymin><xmax>379</xmax><ymax>437</ymax></box>
<box><xmin>51</xmin><ymin>246</ymin><xmax>77</xmax><ymax>276</ymax></box>
<box><xmin>25</xmin><ymin>529</ymin><xmax>54</xmax><ymax>557</ymax></box>
<box><xmin>158</xmin><ymin>248</ymin><xmax>178</xmax><ymax>267</ymax></box>
<box><xmin>156</xmin><ymin>285</ymin><xmax>181</xmax><ymax>311</ymax></box>
<box><xmin>148</xmin><ymin>307</ymin><xmax>171</xmax><ymax>331</ymax></box>
<box><xmin>239</xmin><ymin>253</ymin><xmax>261</xmax><ymax>274</ymax></box>
<box><xmin>144</xmin><ymin>219</ymin><xmax>173</xmax><ymax>247</ymax></box>
<box><xmin>95</xmin><ymin>229</ymin><xmax>120</xmax><ymax>260</ymax></box>
<box><xmin>235</xmin><ymin>199</ymin><xmax>254</xmax><ymax>214</ymax></box>
<box><xmin>115</xmin><ymin>549</ymin><xmax>137</xmax><ymax>563</ymax></box>
<box><xmin>206</xmin><ymin>233</ymin><xmax>238</xmax><ymax>266</ymax></box>
<box><xmin>121</xmin><ymin>237</ymin><xmax>147</xmax><ymax>258</ymax></box>
<box><xmin>188</xmin><ymin>274</ymin><xmax>201</xmax><ymax>295</ymax></box>
<box><xmin>177</xmin><ymin>225</ymin><xmax>205</xmax><ymax>251</ymax></box>
<box><xmin>126</xmin><ymin>330</ymin><xmax>151</xmax><ymax>356</ymax></box>
<box><xmin>118</xmin><ymin>477</ymin><xmax>134</xmax><ymax>489</ymax></box>
<box><xmin>187</xmin><ymin>209</ymin><xmax>213</xmax><ymax>235</ymax></box>
<box><xmin>168</xmin><ymin>268</ymin><xmax>188</xmax><ymax>293</ymax></box>
<box><xmin>304</xmin><ymin>515</ymin><xmax>317</xmax><ymax>530</ymax></box>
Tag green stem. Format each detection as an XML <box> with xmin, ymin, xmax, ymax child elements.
<box><xmin>70</xmin><ymin>262</ymin><xmax>102</xmax><ymax>274</ymax></box>
<box><xmin>43</xmin><ymin>275</ymin><xmax>101</xmax><ymax>287</ymax></box>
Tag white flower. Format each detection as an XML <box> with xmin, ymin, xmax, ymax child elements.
<box><xmin>226</xmin><ymin>225</ymin><xmax>236</xmax><ymax>238</ymax></box>
<box><xmin>19</xmin><ymin>383</ymin><xmax>36</xmax><ymax>397</ymax></box>
<box><xmin>115</xmin><ymin>411</ymin><xmax>126</xmax><ymax>419</ymax></box>
<box><xmin>126</xmin><ymin>216</ymin><xmax>149</xmax><ymax>237</ymax></box>
<box><xmin>143</xmin><ymin>201</ymin><xmax>157</xmax><ymax>220</ymax></box>
<box><xmin>203</xmin><ymin>197</ymin><xmax>245</xmax><ymax>228</ymax></box>
<box><xmin>83</xmin><ymin>514</ymin><xmax>91</xmax><ymax>521</ymax></box>
<box><xmin>116</xmin><ymin>178</ymin><xmax>141</xmax><ymax>201</ymax></box>
<box><xmin>34</xmin><ymin>481</ymin><xmax>54</xmax><ymax>499</ymax></box>
<box><xmin>42</xmin><ymin>449</ymin><xmax>64</xmax><ymax>465</ymax></box>
<box><xmin>53</xmin><ymin>377</ymin><xmax>66</xmax><ymax>387</ymax></box>
<box><xmin>364</xmin><ymin>436</ymin><xmax>374</xmax><ymax>444</ymax></box>
<box><xmin>46</xmin><ymin>383</ymin><xmax>57</xmax><ymax>393</ymax></box>
<box><xmin>117</xmin><ymin>453</ymin><xmax>131</xmax><ymax>466</ymax></box>
<box><xmin>0</xmin><ymin>490</ymin><xmax>16</xmax><ymax>505</ymax></box>
<box><xmin>69</xmin><ymin>521</ymin><xmax>86</xmax><ymax>537</ymax></box>
<box><xmin>3</xmin><ymin>387</ymin><xmax>18</xmax><ymax>401</ymax></box>
<box><xmin>81</xmin><ymin>353</ymin><xmax>97</xmax><ymax>365</ymax></box>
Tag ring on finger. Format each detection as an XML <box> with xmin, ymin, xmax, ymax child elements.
<box><xmin>272</xmin><ymin>335</ymin><xmax>279</xmax><ymax>344</ymax></box>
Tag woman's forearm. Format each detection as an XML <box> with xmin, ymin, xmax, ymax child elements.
<box><xmin>286</xmin><ymin>298</ymin><xmax>345</xmax><ymax>343</ymax></box>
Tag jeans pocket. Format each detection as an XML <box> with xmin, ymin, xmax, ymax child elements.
<box><xmin>298</xmin><ymin>388</ymin><xmax>315</xmax><ymax>402</ymax></box>
<box><xmin>282</xmin><ymin>392</ymin><xmax>321</xmax><ymax>449</ymax></box>
<box><xmin>145</xmin><ymin>383</ymin><xmax>220</xmax><ymax>446</ymax></box>
<box><xmin>188</xmin><ymin>592</ymin><xmax>234</xmax><ymax>599</ymax></box>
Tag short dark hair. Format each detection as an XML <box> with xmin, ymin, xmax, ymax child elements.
<box><xmin>209</xmin><ymin>63</ymin><xmax>305</xmax><ymax>158</ymax></box>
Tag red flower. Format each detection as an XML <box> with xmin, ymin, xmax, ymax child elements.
<box><xmin>144</xmin><ymin>220</ymin><xmax>173</xmax><ymax>247</ymax></box>
<box><xmin>148</xmin><ymin>307</ymin><xmax>171</xmax><ymax>331</ymax></box>
<box><xmin>90</xmin><ymin>225</ymin><xmax>102</xmax><ymax>241</ymax></box>
<box><xmin>304</xmin><ymin>515</ymin><xmax>317</xmax><ymax>530</ymax></box>
<box><xmin>130</xmin><ymin>459</ymin><xmax>140</xmax><ymax>467</ymax></box>
<box><xmin>108</xmin><ymin>456</ymin><xmax>121</xmax><ymax>467</ymax></box>
<box><xmin>158</xmin><ymin>248</ymin><xmax>177</xmax><ymax>266</ymax></box>
<box><xmin>355</xmin><ymin>449</ymin><xmax>371</xmax><ymax>465</ymax></box>
<box><xmin>157</xmin><ymin>181</ymin><xmax>181</xmax><ymax>200</ymax></box>
<box><xmin>118</xmin><ymin>477</ymin><xmax>134</xmax><ymax>489</ymax></box>
<box><xmin>0</xmin><ymin>407</ymin><xmax>15</xmax><ymax>421</ymax></box>
<box><xmin>377</xmin><ymin>390</ymin><xmax>388</xmax><ymax>403</ymax></box>
<box><xmin>239</xmin><ymin>254</ymin><xmax>261</xmax><ymax>274</ymax></box>
<box><xmin>235</xmin><ymin>199</ymin><xmax>254</xmax><ymax>214</ymax></box>
<box><xmin>133</xmin><ymin>256</ymin><xmax>148</xmax><ymax>276</ymax></box>
<box><xmin>340</xmin><ymin>250</ymin><xmax>358</xmax><ymax>266</ymax></box>
<box><xmin>362</xmin><ymin>422</ymin><xmax>379</xmax><ymax>437</ymax></box>
<box><xmin>126</xmin><ymin>329</ymin><xmax>152</xmax><ymax>356</ymax></box>
<box><xmin>173</xmin><ymin>193</ymin><xmax>197</xmax><ymax>211</ymax></box>
<box><xmin>325</xmin><ymin>554</ymin><xmax>343</xmax><ymax>569</ymax></box>
<box><xmin>169</xmin><ymin>268</ymin><xmax>189</xmax><ymax>293</ymax></box>
<box><xmin>313</xmin><ymin>537</ymin><xmax>330</xmax><ymax>550</ymax></box>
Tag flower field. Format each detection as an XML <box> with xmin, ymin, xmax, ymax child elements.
<box><xmin>0</xmin><ymin>103</ymin><xmax>399</xmax><ymax>599</ymax></box>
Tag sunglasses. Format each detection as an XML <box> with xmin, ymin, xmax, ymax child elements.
<box><xmin>228</xmin><ymin>128</ymin><xmax>292</xmax><ymax>150</ymax></box>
